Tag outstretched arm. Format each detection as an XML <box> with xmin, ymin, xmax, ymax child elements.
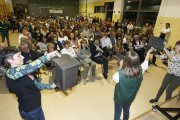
<box><xmin>6</xmin><ymin>51</ymin><xmax>61</xmax><ymax>80</ymax></box>
<box><xmin>163</xmin><ymin>42</ymin><xmax>173</xmax><ymax>59</ymax></box>
<box><xmin>33</xmin><ymin>79</ymin><xmax>56</xmax><ymax>90</ymax></box>
<box><xmin>6</xmin><ymin>55</ymin><xmax>48</xmax><ymax>80</ymax></box>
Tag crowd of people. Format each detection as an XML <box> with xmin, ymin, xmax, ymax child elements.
<box><xmin>0</xmin><ymin>15</ymin><xmax>179</xmax><ymax>120</ymax></box>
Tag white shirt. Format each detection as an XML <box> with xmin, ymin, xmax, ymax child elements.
<box><xmin>58</xmin><ymin>36</ymin><xmax>68</xmax><ymax>43</ymax></box>
<box><xmin>61</xmin><ymin>47</ymin><xmax>77</xmax><ymax>58</ymax></box>
<box><xmin>82</xmin><ymin>29</ymin><xmax>90</xmax><ymax>38</ymax></box>
<box><xmin>127</xmin><ymin>24</ymin><xmax>134</xmax><ymax>31</ymax></box>
<box><xmin>18</xmin><ymin>34</ymin><xmax>28</xmax><ymax>44</ymax></box>
<box><xmin>113</xmin><ymin>60</ymin><xmax>149</xmax><ymax>83</ymax></box>
<box><xmin>122</xmin><ymin>37</ymin><xmax>127</xmax><ymax>44</ymax></box>
<box><xmin>161</xmin><ymin>28</ymin><xmax>171</xmax><ymax>42</ymax></box>
<box><xmin>100</xmin><ymin>37</ymin><xmax>112</xmax><ymax>48</ymax></box>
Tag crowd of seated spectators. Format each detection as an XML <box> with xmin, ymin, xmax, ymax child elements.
<box><xmin>1</xmin><ymin>15</ymin><xmax>168</xmax><ymax>83</ymax></box>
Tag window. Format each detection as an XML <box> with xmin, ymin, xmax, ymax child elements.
<box><xmin>94</xmin><ymin>6</ymin><xmax>105</xmax><ymax>13</ymax></box>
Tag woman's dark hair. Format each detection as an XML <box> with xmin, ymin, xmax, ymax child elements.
<box><xmin>4</xmin><ymin>49</ymin><xmax>19</xmax><ymax>68</ymax></box>
<box><xmin>122</xmin><ymin>51</ymin><xmax>140</xmax><ymax>78</ymax></box>
<box><xmin>175</xmin><ymin>40</ymin><xmax>180</xmax><ymax>54</ymax></box>
<box><xmin>175</xmin><ymin>40</ymin><xmax>180</xmax><ymax>46</ymax></box>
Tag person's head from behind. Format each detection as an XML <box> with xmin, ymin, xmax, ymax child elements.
<box><xmin>5</xmin><ymin>50</ymin><xmax>24</xmax><ymax>68</ymax></box>
<box><xmin>166</xmin><ymin>23</ymin><xmax>170</xmax><ymax>29</ymax></box>
<box><xmin>175</xmin><ymin>40</ymin><xmax>180</xmax><ymax>55</ymax></box>
<box><xmin>122</xmin><ymin>51</ymin><xmax>140</xmax><ymax>78</ymax></box>
<box><xmin>64</xmin><ymin>40</ymin><xmax>71</xmax><ymax>48</ymax></box>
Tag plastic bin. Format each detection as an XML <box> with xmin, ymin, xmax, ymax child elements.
<box><xmin>50</xmin><ymin>54</ymin><xmax>80</xmax><ymax>91</ymax></box>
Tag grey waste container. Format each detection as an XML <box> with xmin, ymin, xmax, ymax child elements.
<box><xmin>50</xmin><ymin>54</ymin><xmax>80</xmax><ymax>91</ymax></box>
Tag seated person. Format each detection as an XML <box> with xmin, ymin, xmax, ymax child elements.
<box><xmin>90</xmin><ymin>39</ymin><xmax>109</xmax><ymax>79</ymax></box>
<box><xmin>61</xmin><ymin>40</ymin><xmax>77</xmax><ymax>58</ymax></box>
<box><xmin>19</xmin><ymin>41</ymin><xmax>39</xmax><ymax>79</ymax></box>
<box><xmin>132</xmin><ymin>35</ymin><xmax>145</xmax><ymax>63</ymax></box>
<box><xmin>115</xmin><ymin>39</ymin><xmax>126</xmax><ymax>66</ymax></box>
<box><xmin>44</xmin><ymin>43</ymin><xmax>56</xmax><ymax>69</ymax></box>
<box><xmin>39</xmin><ymin>37</ymin><xmax>48</xmax><ymax>55</ymax></box>
<box><xmin>19</xmin><ymin>41</ymin><xmax>38</xmax><ymax>64</ymax></box>
<box><xmin>78</xmin><ymin>32</ymin><xmax>89</xmax><ymax>48</ymax></box>
<box><xmin>77</xmin><ymin>39</ymin><xmax>98</xmax><ymax>84</ymax></box>
<box><xmin>53</xmin><ymin>34</ymin><xmax>63</xmax><ymax>52</ymax></box>
<box><xmin>100</xmin><ymin>32</ymin><xmax>113</xmax><ymax>58</ymax></box>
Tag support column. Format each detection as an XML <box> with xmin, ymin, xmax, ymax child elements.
<box><xmin>154</xmin><ymin>0</ymin><xmax>180</xmax><ymax>46</ymax></box>
<box><xmin>112</xmin><ymin>0</ymin><xmax>124</xmax><ymax>22</ymax></box>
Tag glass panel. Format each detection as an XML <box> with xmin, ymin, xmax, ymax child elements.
<box><xmin>94</xmin><ymin>6</ymin><xmax>105</xmax><ymax>13</ymax></box>
<box><xmin>141</xmin><ymin>0</ymin><xmax>162</xmax><ymax>12</ymax></box>
<box><xmin>124</xmin><ymin>0</ymin><xmax>140</xmax><ymax>10</ymax></box>
<box><xmin>123</xmin><ymin>12</ymin><xmax>137</xmax><ymax>22</ymax></box>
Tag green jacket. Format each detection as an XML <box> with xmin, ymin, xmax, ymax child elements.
<box><xmin>114</xmin><ymin>68</ymin><xmax>143</xmax><ymax>105</ymax></box>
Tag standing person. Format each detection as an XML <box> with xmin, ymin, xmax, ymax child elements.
<box><xmin>5</xmin><ymin>50</ymin><xmax>60</xmax><ymax>120</ymax></box>
<box><xmin>161</xmin><ymin>23</ymin><xmax>171</xmax><ymax>43</ymax></box>
<box><xmin>0</xmin><ymin>18</ymin><xmax>10</xmax><ymax>46</ymax></box>
<box><xmin>113</xmin><ymin>48</ymin><xmax>154</xmax><ymax>120</ymax></box>
<box><xmin>150</xmin><ymin>40</ymin><xmax>180</xmax><ymax>103</ymax></box>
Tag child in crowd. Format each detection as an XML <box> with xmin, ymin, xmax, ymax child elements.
<box><xmin>77</xmin><ymin>39</ymin><xmax>98</xmax><ymax>84</ymax></box>
<box><xmin>61</xmin><ymin>40</ymin><xmax>76</xmax><ymax>58</ymax></box>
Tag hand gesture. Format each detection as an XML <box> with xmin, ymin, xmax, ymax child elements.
<box><xmin>46</xmin><ymin>50</ymin><xmax>61</xmax><ymax>60</ymax></box>
<box><xmin>163</xmin><ymin>41</ymin><xmax>167</xmax><ymax>48</ymax></box>
<box><xmin>148</xmin><ymin>47</ymin><xmax>155</xmax><ymax>53</ymax></box>
<box><xmin>51</xmin><ymin>83</ymin><xmax>56</xmax><ymax>89</ymax></box>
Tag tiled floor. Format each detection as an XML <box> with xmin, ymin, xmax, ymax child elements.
<box><xmin>0</xmin><ymin>31</ymin><xmax>179</xmax><ymax>120</ymax></box>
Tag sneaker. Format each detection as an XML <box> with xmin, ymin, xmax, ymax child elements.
<box><xmin>152</xmin><ymin>63</ymin><xmax>157</xmax><ymax>66</ymax></box>
<box><xmin>91</xmin><ymin>76</ymin><xmax>101</xmax><ymax>81</ymax></box>
<box><xmin>149</xmin><ymin>99</ymin><xmax>158</xmax><ymax>103</ymax></box>
<box><xmin>83</xmin><ymin>79</ymin><xmax>87</xmax><ymax>85</ymax></box>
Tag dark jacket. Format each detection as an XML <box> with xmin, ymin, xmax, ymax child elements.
<box><xmin>90</xmin><ymin>44</ymin><xmax>103</xmax><ymax>60</ymax></box>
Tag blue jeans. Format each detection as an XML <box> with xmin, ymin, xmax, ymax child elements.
<box><xmin>114</xmin><ymin>102</ymin><xmax>131</xmax><ymax>120</ymax></box>
<box><xmin>19</xmin><ymin>107</ymin><xmax>45</xmax><ymax>120</ymax></box>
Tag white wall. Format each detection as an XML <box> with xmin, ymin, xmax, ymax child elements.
<box><xmin>158</xmin><ymin>0</ymin><xmax>180</xmax><ymax>18</ymax></box>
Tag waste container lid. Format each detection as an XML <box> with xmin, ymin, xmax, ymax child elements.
<box><xmin>148</xmin><ymin>37</ymin><xmax>165</xmax><ymax>50</ymax></box>
<box><xmin>51</xmin><ymin>54</ymin><xmax>80</xmax><ymax>70</ymax></box>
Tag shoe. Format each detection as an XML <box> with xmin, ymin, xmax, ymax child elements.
<box><xmin>91</xmin><ymin>76</ymin><xmax>101</xmax><ymax>81</ymax></box>
<box><xmin>149</xmin><ymin>99</ymin><xmax>158</xmax><ymax>103</ymax></box>
<box><xmin>83</xmin><ymin>79</ymin><xmax>87</xmax><ymax>85</ymax></box>
<box><xmin>152</xmin><ymin>63</ymin><xmax>157</xmax><ymax>66</ymax></box>
<box><xmin>103</xmin><ymin>73</ymin><xmax>108</xmax><ymax>79</ymax></box>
